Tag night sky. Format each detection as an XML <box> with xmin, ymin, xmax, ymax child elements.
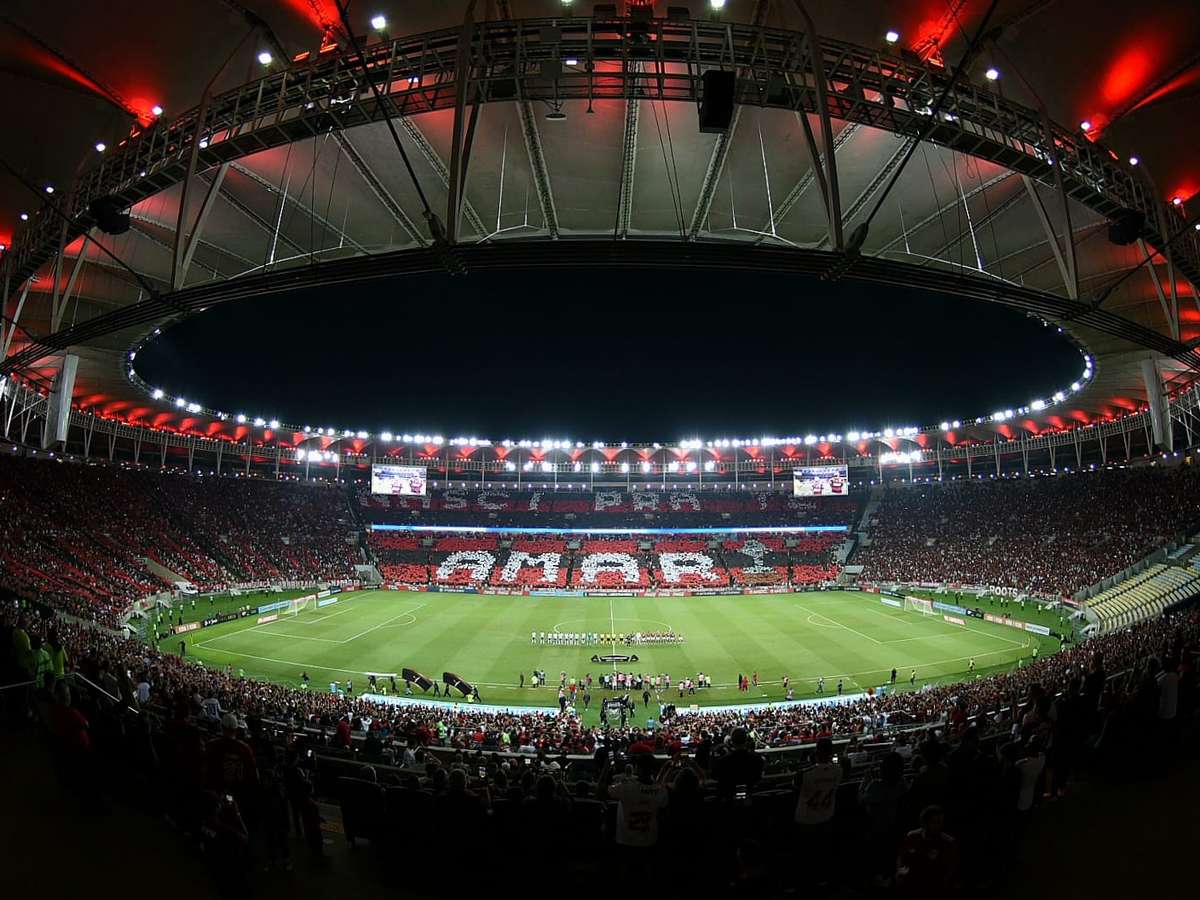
<box><xmin>135</xmin><ymin>269</ymin><xmax>1083</xmax><ymax>440</ymax></box>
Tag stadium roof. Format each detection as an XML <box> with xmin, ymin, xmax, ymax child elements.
<box><xmin>1</xmin><ymin>0</ymin><xmax>1198</xmax><ymax>448</ymax></box>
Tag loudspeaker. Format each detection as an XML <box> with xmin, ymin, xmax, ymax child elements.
<box><xmin>1108</xmin><ymin>207</ymin><xmax>1145</xmax><ymax>246</ymax></box>
<box><xmin>699</xmin><ymin>69</ymin><xmax>736</xmax><ymax>133</ymax></box>
<box><xmin>88</xmin><ymin>195</ymin><xmax>130</xmax><ymax>235</ymax></box>
<box><xmin>41</xmin><ymin>353</ymin><xmax>78</xmax><ymax>449</ymax></box>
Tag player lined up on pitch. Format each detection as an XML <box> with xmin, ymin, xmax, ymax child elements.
<box><xmin>531</xmin><ymin>630</ymin><xmax>683</xmax><ymax>645</ymax></box>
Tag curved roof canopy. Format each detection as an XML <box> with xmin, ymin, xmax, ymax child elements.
<box><xmin>0</xmin><ymin>1</ymin><xmax>1198</xmax><ymax>447</ymax></box>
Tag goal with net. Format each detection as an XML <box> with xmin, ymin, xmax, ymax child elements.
<box><xmin>288</xmin><ymin>594</ymin><xmax>315</xmax><ymax>616</ymax></box>
<box><xmin>904</xmin><ymin>595</ymin><xmax>935</xmax><ymax>616</ymax></box>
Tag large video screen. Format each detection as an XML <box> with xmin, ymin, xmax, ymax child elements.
<box><xmin>792</xmin><ymin>465</ymin><xmax>849</xmax><ymax>497</ymax></box>
<box><xmin>371</xmin><ymin>464</ymin><xmax>428</xmax><ymax>496</ymax></box>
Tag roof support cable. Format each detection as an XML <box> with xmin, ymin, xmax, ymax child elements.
<box><xmin>848</xmin><ymin>0</ymin><xmax>1002</xmax><ymax>257</ymax></box>
<box><xmin>0</xmin><ymin>155</ymin><xmax>160</xmax><ymax>304</ymax></box>
<box><xmin>333</xmin><ymin>1</ymin><xmax>463</xmax><ymax>274</ymax></box>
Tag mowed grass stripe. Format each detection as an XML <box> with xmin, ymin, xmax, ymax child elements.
<box><xmin>182</xmin><ymin>590</ymin><xmax>1053</xmax><ymax>723</ymax></box>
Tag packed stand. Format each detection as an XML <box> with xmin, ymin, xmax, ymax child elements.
<box><xmin>367</xmin><ymin>531</ymin><xmax>845</xmax><ymax>590</ymax></box>
<box><xmin>5</xmin><ymin>596</ymin><xmax>1197</xmax><ymax>896</ymax></box>
<box><xmin>0</xmin><ymin>456</ymin><xmax>360</xmax><ymax>625</ymax></box>
<box><xmin>858</xmin><ymin>467</ymin><xmax>1200</xmax><ymax>597</ymax></box>
<box><xmin>360</xmin><ymin>485</ymin><xmax>858</xmax><ymax>530</ymax></box>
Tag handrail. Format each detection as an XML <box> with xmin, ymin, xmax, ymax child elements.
<box><xmin>69</xmin><ymin>671</ymin><xmax>140</xmax><ymax>715</ymax></box>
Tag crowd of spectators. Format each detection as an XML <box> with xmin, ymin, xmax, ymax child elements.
<box><xmin>0</xmin><ymin>456</ymin><xmax>360</xmax><ymax>626</ymax></box>
<box><xmin>360</xmin><ymin>485</ymin><xmax>859</xmax><ymax>530</ymax></box>
<box><xmin>858</xmin><ymin>467</ymin><xmax>1200</xmax><ymax>597</ymax></box>
<box><xmin>367</xmin><ymin>531</ymin><xmax>842</xmax><ymax>589</ymax></box>
<box><xmin>5</xmin><ymin>596</ymin><xmax>1195</xmax><ymax>896</ymax></box>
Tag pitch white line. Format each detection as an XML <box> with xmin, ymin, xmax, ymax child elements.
<box><xmin>795</xmin><ymin>604</ymin><xmax>884</xmax><ymax>645</ymax></box>
<box><xmin>341</xmin><ymin>603</ymin><xmax>426</xmax><ymax>643</ymax></box>
<box><xmin>608</xmin><ymin>596</ymin><xmax>617</xmax><ymax>672</ymax></box>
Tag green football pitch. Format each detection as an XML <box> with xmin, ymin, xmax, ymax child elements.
<box><xmin>176</xmin><ymin>589</ymin><xmax>1060</xmax><ymax>723</ymax></box>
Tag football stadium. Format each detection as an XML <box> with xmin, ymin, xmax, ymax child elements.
<box><xmin>1</xmin><ymin>1</ymin><xmax>1199</xmax><ymax>898</ymax></box>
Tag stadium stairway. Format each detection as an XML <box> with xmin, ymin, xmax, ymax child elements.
<box><xmin>140</xmin><ymin>555</ymin><xmax>188</xmax><ymax>588</ymax></box>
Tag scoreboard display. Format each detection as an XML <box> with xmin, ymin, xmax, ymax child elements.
<box><xmin>792</xmin><ymin>465</ymin><xmax>849</xmax><ymax>497</ymax></box>
<box><xmin>371</xmin><ymin>464</ymin><xmax>428</xmax><ymax>496</ymax></box>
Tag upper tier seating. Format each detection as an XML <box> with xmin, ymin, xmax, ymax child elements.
<box><xmin>857</xmin><ymin>467</ymin><xmax>1200</xmax><ymax>597</ymax></box>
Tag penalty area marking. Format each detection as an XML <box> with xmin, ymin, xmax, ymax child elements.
<box><xmin>805</xmin><ymin>613</ymin><xmax>842</xmax><ymax>628</ymax></box>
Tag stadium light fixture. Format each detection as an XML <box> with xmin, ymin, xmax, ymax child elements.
<box><xmin>565</xmin><ymin>58</ymin><xmax>578</xmax><ymax>66</ymax></box>
<box><xmin>704</xmin><ymin>460</ymin><xmax>715</xmax><ymax>472</ymax></box>
<box><xmin>620</xmin><ymin>463</ymin><xmax>630</xmax><ymax>473</ymax></box>
<box><xmin>709</xmin><ymin>0</ymin><xmax>727</xmax><ymax>9</ymax></box>
<box><xmin>884</xmin><ymin>30</ymin><xmax>900</xmax><ymax>43</ymax></box>
<box><xmin>380</xmin><ymin>432</ymin><xmax>393</xmax><ymax>442</ymax></box>
<box><xmin>590</xmin><ymin>462</ymin><xmax>600</xmax><ymax>473</ymax></box>
<box><xmin>151</xmin><ymin>104</ymin><xmax>163</xmax><ymax>117</ymax></box>
<box><xmin>151</xmin><ymin>388</ymin><xmax>164</xmax><ymax>400</ymax></box>
<box><xmin>187</xmin><ymin>403</ymin><xmax>201</xmax><ymax>414</ymax></box>
<box><xmin>257</xmin><ymin>51</ymin><xmax>273</xmax><ymax>65</ymax></box>
<box><xmin>174</xmin><ymin>397</ymin><xmax>186</xmax><ymax>408</ymax></box>
<box><xmin>1031</xmin><ymin>399</ymin><xmax>1046</xmax><ymax>411</ymax></box>
<box><xmin>269</xmin><ymin>419</ymin><xmax>280</xmax><ymax>430</ymax></box>
<box><xmin>1172</xmin><ymin>196</ymin><xmax>1182</xmax><ymax>206</ymax></box>
<box><xmin>95</xmin><ymin>142</ymin><xmax>106</xmax><ymax>153</ymax></box>
<box><xmin>254</xmin><ymin>417</ymin><xmax>266</xmax><ymax>427</ymax></box>
<box><xmin>1079</xmin><ymin>120</ymin><xmax>1092</xmax><ymax>132</ymax></box>
<box><xmin>370</xmin><ymin>13</ymin><xmax>387</xmax><ymax>31</ymax></box>
<box><xmin>236</xmin><ymin>414</ymin><xmax>246</xmax><ymax>424</ymax></box>
<box><xmin>19</xmin><ymin>212</ymin><xmax>28</xmax><ymax>221</ymax></box>
<box><xmin>44</xmin><ymin>185</ymin><xmax>54</xmax><ymax>194</ymax></box>
<box><xmin>984</xmin><ymin>67</ymin><xmax>999</xmax><ymax>81</ymax></box>
<box><xmin>1128</xmin><ymin>156</ymin><xmax>1139</xmax><ymax>166</ymax></box>
<box><xmin>939</xmin><ymin>422</ymin><xmax>950</xmax><ymax>431</ymax></box>
<box><xmin>1071</xmin><ymin>382</ymin><xmax>1081</xmax><ymax>392</ymax></box>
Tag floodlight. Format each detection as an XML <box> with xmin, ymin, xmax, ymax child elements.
<box><xmin>370</xmin><ymin>14</ymin><xmax>387</xmax><ymax>30</ymax></box>
<box><xmin>258</xmin><ymin>51</ymin><xmax>273</xmax><ymax>65</ymax></box>
<box><xmin>151</xmin><ymin>105</ymin><xmax>163</xmax><ymax>117</ymax></box>
<box><xmin>984</xmin><ymin>67</ymin><xmax>999</xmax><ymax>81</ymax></box>
<box><xmin>95</xmin><ymin>142</ymin><xmax>106</xmax><ymax>153</ymax></box>
<box><xmin>884</xmin><ymin>30</ymin><xmax>899</xmax><ymax>43</ymax></box>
